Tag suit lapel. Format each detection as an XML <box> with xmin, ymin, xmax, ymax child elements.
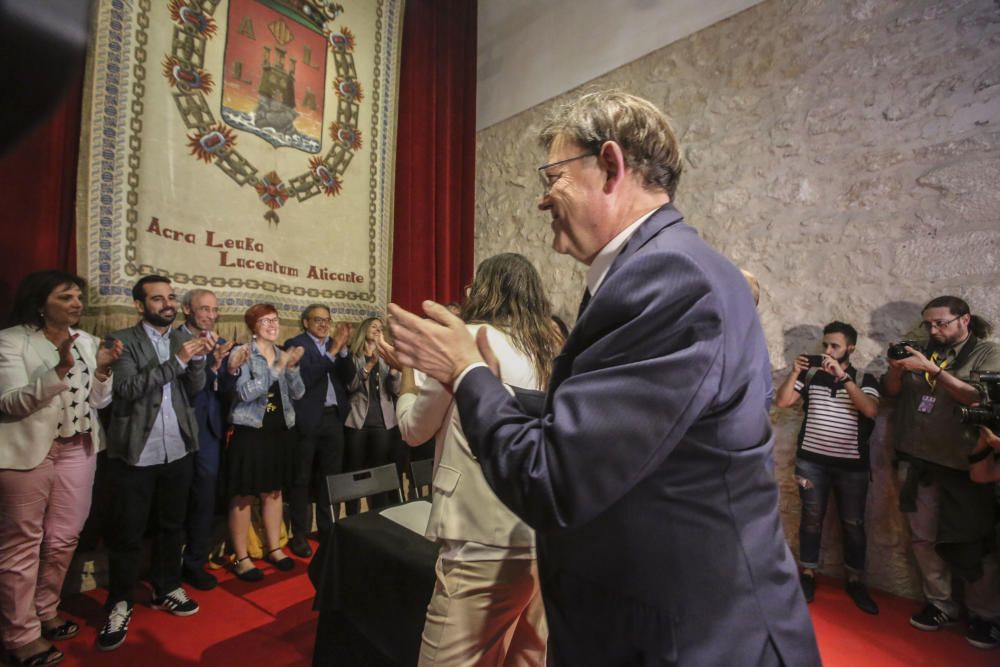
<box><xmin>132</xmin><ymin>323</ymin><xmax>160</xmax><ymax>367</ymax></box>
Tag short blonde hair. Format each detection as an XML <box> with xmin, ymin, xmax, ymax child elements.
<box><xmin>539</xmin><ymin>90</ymin><xmax>683</xmax><ymax>198</ymax></box>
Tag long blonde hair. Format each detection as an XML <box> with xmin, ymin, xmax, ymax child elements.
<box><xmin>461</xmin><ymin>253</ymin><xmax>563</xmax><ymax>385</ymax></box>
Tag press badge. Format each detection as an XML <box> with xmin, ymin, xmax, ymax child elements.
<box><xmin>917</xmin><ymin>394</ymin><xmax>936</xmax><ymax>413</ymax></box>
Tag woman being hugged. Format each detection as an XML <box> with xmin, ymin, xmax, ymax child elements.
<box><xmin>343</xmin><ymin>317</ymin><xmax>402</xmax><ymax>511</ymax></box>
<box><xmin>0</xmin><ymin>270</ymin><xmax>123</xmax><ymax>667</ymax></box>
<box><xmin>390</xmin><ymin>253</ymin><xmax>563</xmax><ymax>666</ymax></box>
<box><xmin>223</xmin><ymin>304</ymin><xmax>304</xmax><ymax>581</ymax></box>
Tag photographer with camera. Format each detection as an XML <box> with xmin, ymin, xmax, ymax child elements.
<box><xmin>775</xmin><ymin>321</ymin><xmax>880</xmax><ymax>614</ymax></box>
<box><xmin>883</xmin><ymin>296</ymin><xmax>1000</xmax><ymax>649</ymax></box>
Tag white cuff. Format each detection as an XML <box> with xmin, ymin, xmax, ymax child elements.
<box><xmin>453</xmin><ymin>362</ymin><xmax>488</xmax><ymax>392</ymax></box>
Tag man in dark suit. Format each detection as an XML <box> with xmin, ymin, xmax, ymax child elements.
<box><xmin>100</xmin><ymin>275</ymin><xmax>212</xmax><ymax>651</ymax></box>
<box><xmin>178</xmin><ymin>288</ymin><xmax>234</xmax><ymax>590</ymax></box>
<box><xmin>284</xmin><ymin>305</ymin><xmax>353</xmax><ymax>555</ymax></box>
<box><xmin>388</xmin><ymin>91</ymin><xmax>820</xmax><ymax>665</ymax></box>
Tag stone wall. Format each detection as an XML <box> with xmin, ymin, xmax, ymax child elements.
<box><xmin>474</xmin><ymin>0</ymin><xmax>1000</xmax><ymax>598</ymax></box>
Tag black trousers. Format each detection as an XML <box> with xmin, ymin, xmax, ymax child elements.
<box><xmin>289</xmin><ymin>407</ymin><xmax>345</xmax><ymax>540</ymax></box>
<box><xmin>344</xmin><ymin>425</ymin><xmax>400</xmax><ymax>513</ymax></box>
<box><xmin>105</xmin><ymin>454</ymin><xmax>194</xmax><ymax>608</ymax></box>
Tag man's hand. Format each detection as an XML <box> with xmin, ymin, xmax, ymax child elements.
<box><xmin>177</xmin><ymin>337</ymin><xmax>212</xmax><ymax>364</ymax></box>
<box><xmin>889</xmin><ymin>346</ymin><xmax>935</xmax><ymax>374</ymax></box>
<box><xmin>212</xmin><ymin>339</ymin><xmax>236</xmax><ymax>372</ymax></box>
<box><xmin>820</xmin><ymin>354</ymin><xmax>846</xmax><ymax>380</ymax></box>
<box><xmin>329</xmin><ymin>322</ymin><xmax>352</xmax><ymax>354</ymax></box>
<box><xmin>55</xmin><ymin>334</ymin><xmax>80</xmax><ymax>378</ymax></box>
<box><xmin>284</xmin><ymin>345</ymin><xmax>305</xmax><ymax>369</ymax></box>
<box><xmin>388</xmin><ymin>301</ymin><xmax>483</xmax><ymax>387</ymax></box>
<box><xmin>791</xmin><ymin>354</ymin><xmax>810</xmax><ymax>375</ymax></box>
<box><xmin>227</xmin><ymin>344</ymin><xmax>251</xmax><ymax>374</ymax></box>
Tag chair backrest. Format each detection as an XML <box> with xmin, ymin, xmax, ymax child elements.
<box><xmin>326</xmin><ymin>463</ymin><xmax>403</xmax><ymax>518</ymax></box>
<box><xmin>409</xmin><ymin>458</ymin><xmax>434</xmax><ymax>499</ymax></box>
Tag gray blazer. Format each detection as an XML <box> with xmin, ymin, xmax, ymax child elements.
<box><xmin>108</xmin><ymin>323</ymin><xmax>205</xmax><ymax>464</ymax></box>
<box><xmin>345</xmin><ymin>356</ymin><xmax>401</xmax><ymax>430</ymax></box>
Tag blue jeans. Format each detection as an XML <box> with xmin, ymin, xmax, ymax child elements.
<box><xmin>794</xmin><ymin>458</ymin><xmax>869</xmax><ymax>573</ymax></box>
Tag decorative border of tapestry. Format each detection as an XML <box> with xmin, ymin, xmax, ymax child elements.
<box><xmin>77</xmin><ymin>0</ymin><xmax>404</xmax><ymax>330</ymax></box>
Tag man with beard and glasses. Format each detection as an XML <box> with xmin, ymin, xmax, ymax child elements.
<box><xmin>775</xmin><ymin>321</ymin><xmax>880</xmax><ymax>614</ymax></box>
<box><xmin>884</xmin><ymin>296</ymin><xmax>1000</xmax><ymax>650</ymax></box>
<box><xmin>98</xmin><ymin>276</ymin><xmax>213</xmax><ymax>651</ymax></box>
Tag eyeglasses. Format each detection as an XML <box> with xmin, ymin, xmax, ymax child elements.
<box><xmin>920</xmin><ymin>316</ymin><xmax>961</xmax><ymax>331</ymax></box>
<box><xmin>257</xmin><ymin>317</ymin><xmax>280</xmax><ymax>326</ymax></box>
<box><xmin>309</xmin><ymin>317</ymin><xmax>331</xmax><ymax>324</ymax></box>
<box><xmin>537</xmin><ymin>151</ymin><xmax>598</xmax><ymax>196</ymax></box>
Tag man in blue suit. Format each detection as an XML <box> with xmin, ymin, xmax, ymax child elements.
<box><xmin>178</xmin><ymin>288</ymin><xmax>233</xmax><ymax>590</ymax></box>
<box><xmin>284</xmin><ymin>306</ymin><xmax>353</xmax><ymax>555</ymax></box>
<box><xmin>388</xmin><ymin>91</ymin><xmax>820</xmax><ymax>665</ymax></box>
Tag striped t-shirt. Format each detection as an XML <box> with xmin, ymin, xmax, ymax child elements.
<box><xmin>794</xmin><ymin>366</ymin><xmax>879</xmax><ymax>471</ymax></box>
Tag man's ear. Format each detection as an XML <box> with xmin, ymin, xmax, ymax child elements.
<box><xmin>599</xmin><ymin>141</ymin><xmax>627</xmax><ymax>194</ymax></box>
<box><xmin>133</xmin><ymin>299</ymin><xmax>144</xmax><ymax>315</ymax></box>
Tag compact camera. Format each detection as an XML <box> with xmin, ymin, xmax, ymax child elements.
<box><xmin>955</xmin><ymin>372</ymin><xmax>1000</xmax><ymax>431</ymax></box>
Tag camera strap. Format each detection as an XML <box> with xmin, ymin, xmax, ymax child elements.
<box><xmin>925</xmin><ymin>335</ymin><xmax>978</xmax><ymax>390</ymax></box>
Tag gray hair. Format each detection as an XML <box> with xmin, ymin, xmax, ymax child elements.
<box><xmin>539</xmin><ymin>90</ymin><xmax>683</xmax><ymax>198</ymax></box>
<box><xmin>181</xmin><ymin>288</ymin><xmax>215</xmax><ymax>309</ymax></box>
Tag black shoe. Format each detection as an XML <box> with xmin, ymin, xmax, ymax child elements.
<box><xmin>232</xmin><ymin>555</ymin><xmax>264</xmax><ymax>582</ymax></box>
<box><xmin>289</xmin><ymin>537</ymin><xmax>313</xmax><ymax>558</ymax></box>
<box><xmin>799</xmin><ymin>573</ymin><xmax>816</xmax><ymax>603</ymax></box>
<box><xmin>151</xmin><ymin>587</ymin><xmax>199</xmax><ymax>616</ymax></box>
<box><xmin>909</xmin><ymin>602</ymin><xmax>955</xmax><ymax>631</ymax></box>
<box><xmin>845</xmin><ymin>580</ymin><xmax>879</xmax><ymax>615</ymax></box>
<box><xmin>265</xmin><ymin>547</ymin><xmax>295</xmax><ymax>572</ymax></box>
<box><xmin>97</xmin><ymin>601</ymin><xmax>133</xmax><ymax>652</ymax></box>
<box><xmin>182</xmin><ymin>565</ymin><xmax>218</xmax><ymax>591</ymax></box>
<box><xmin>966</xmin><ymin>617</ymin><xmax>1000</xmax><ymax>650</ymax></box>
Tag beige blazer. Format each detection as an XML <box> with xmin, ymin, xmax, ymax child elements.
<box><xmin>396</xmin><ymin>324</ymin><xmax>540</xmax><ymax>549</ymax></box>
<box><xmin>0</xmin><ymin>325</ymin><xmax>112</xmax><ymax>470</ymax></box>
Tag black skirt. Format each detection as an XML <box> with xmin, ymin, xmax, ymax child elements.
<box><xmin>224</xmin><ymin>382</ymin><xmax>296</xmax><ymax>498</ymax></box>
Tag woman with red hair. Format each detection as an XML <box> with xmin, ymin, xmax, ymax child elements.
<box><xmin>223</xmin><ymin>304</ymin><xmax>305</xmax><ymax>581</ymax></box>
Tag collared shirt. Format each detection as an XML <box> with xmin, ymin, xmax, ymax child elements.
<box><xmin>895</xmin><ymin>335</ymin><xmax>1000</xmax><ymax>470</ymax></box>
<box><xmin>135</xmin><ymin>322</ymin><xmax>189</xmax><ymax>467</ymax></box>
<box><xmin>307</xmin><ymin>332</ymin><xmax>348</xmax><ymax>407</ymax></box>
<box><xmin>585</xmin><ymin>207</ymin><xmax>659</xmax><ymax>295</ymax></box>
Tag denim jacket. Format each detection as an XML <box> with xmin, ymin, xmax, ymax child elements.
<box><xmin>228</xmin><ymin>340</ymin><xmax>305</xmax><ymax>429</ymax></box>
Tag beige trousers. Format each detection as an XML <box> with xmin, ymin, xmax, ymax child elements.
<box><xmin>419</xmin><ymin>557</ymin><xmax>548</xmax><ymax>667</ymax></box>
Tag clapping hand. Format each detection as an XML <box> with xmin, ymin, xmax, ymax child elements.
<box><xmin>283</xmin><ymin>345</ymin><xmax>305</xmax><ymax>369</ymax></box>
<box><xmin>376</xmin><ymin>338</ymin><xmax>403</xmax><ymax>371</ymax></box>
<box><xmin>55</xmin><ymin>334</ymin><xmax>80</xmax><ymax>378</ymax></box>
<box><xmin>329</xmin><ymin>322</ymin><xmax>352</xmax><ymax>354</ymax></box>
<box><xmin>212</xmin><ymin>339</ymin><xmax>236</xmax><ymax>372</ymax></box>
<box><xmin>95</xmin><ymin>337</ymin><xmax>123</xmax><ymax>379</ymax></box>
<box><xmin>227</xmin><ymin>344</ymin><xmax>252</xmax><ymax>374</ymax></box>
<box><xmin>177</xmin><ymin>337</ymin><xmax>213</xmax><ymax>363</ymax></box>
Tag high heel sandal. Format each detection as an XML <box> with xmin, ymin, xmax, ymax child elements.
<box><xmin>231</xmin><ymin>555</ymin><xmax>264</xmax><ymax>582</ymax></box>
<box><xmin>264</xmin><ymin>547</ymin><xmax>295</xmax><ymax>572</ymax></box>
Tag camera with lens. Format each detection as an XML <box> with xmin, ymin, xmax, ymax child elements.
<box><xmin>955</xmin><ymin>372</ymin><xmax>1000</xmax><ymax>431</ymax></box>
<box><xmin>888</xmin><ymin>340</ymin><xmax>921</xmax><ymax>360</ymax></box>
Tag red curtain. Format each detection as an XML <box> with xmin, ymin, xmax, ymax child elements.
<box><xmin>390</xmin><ymin>0</ymin><xmax>477</xmax><ymax>312</ymax></box>
<box><xmin>0</xmin><ymin>1</ymin><xmax>476</xmax><ymax>321</ymax></box>
<box><xmin>0</xmin><ymin>72</ymin><xmax>83</xmax><ymax>320</ymax></box>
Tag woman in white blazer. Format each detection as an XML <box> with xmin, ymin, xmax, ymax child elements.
<box><xmin>0</xmin><ymin>270</ymin><xmax>121</xmax><ymax>666</ymax></box>
<box><xmin>392</xmin><ymin>253</ymin><xmax>563</xmax><ymax>667</ymax></box>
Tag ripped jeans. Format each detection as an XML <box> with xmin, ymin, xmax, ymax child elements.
<box><xmin>794</xmin><ymin>458</ymin><xmax>869</xmax><ymax>573</ymax></box>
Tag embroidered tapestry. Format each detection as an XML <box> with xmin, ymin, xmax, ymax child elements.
<box><xmin>77</xmin><ymin>0</ymin><xmax>404</xmax><ymax>331</ymax></box>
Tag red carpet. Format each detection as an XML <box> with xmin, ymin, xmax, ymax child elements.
<box><xmin>3</xmin><ymin>565</ymin><xmax>992</xmax><ymax>666</ymax></box>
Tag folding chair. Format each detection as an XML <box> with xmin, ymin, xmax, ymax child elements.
<box><xmin>408</xmin><ymin>458</ymin><xmax>434</xmax><ymax>499</ymax></box>
<box><xmin>325</xmin><ymin>463</ymin><xmax>403</xmax><ymax>520</ymax></box>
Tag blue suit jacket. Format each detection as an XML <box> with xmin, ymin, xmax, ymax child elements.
<box><xmin>456</xmin><ymin>205</ymin><xmax>819</xmax><ymax>666</ymax></box>
<box><xmin>284</xmin><ymin>331</ymin><xmax>355</xmax><ymax>434</ymax></box>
